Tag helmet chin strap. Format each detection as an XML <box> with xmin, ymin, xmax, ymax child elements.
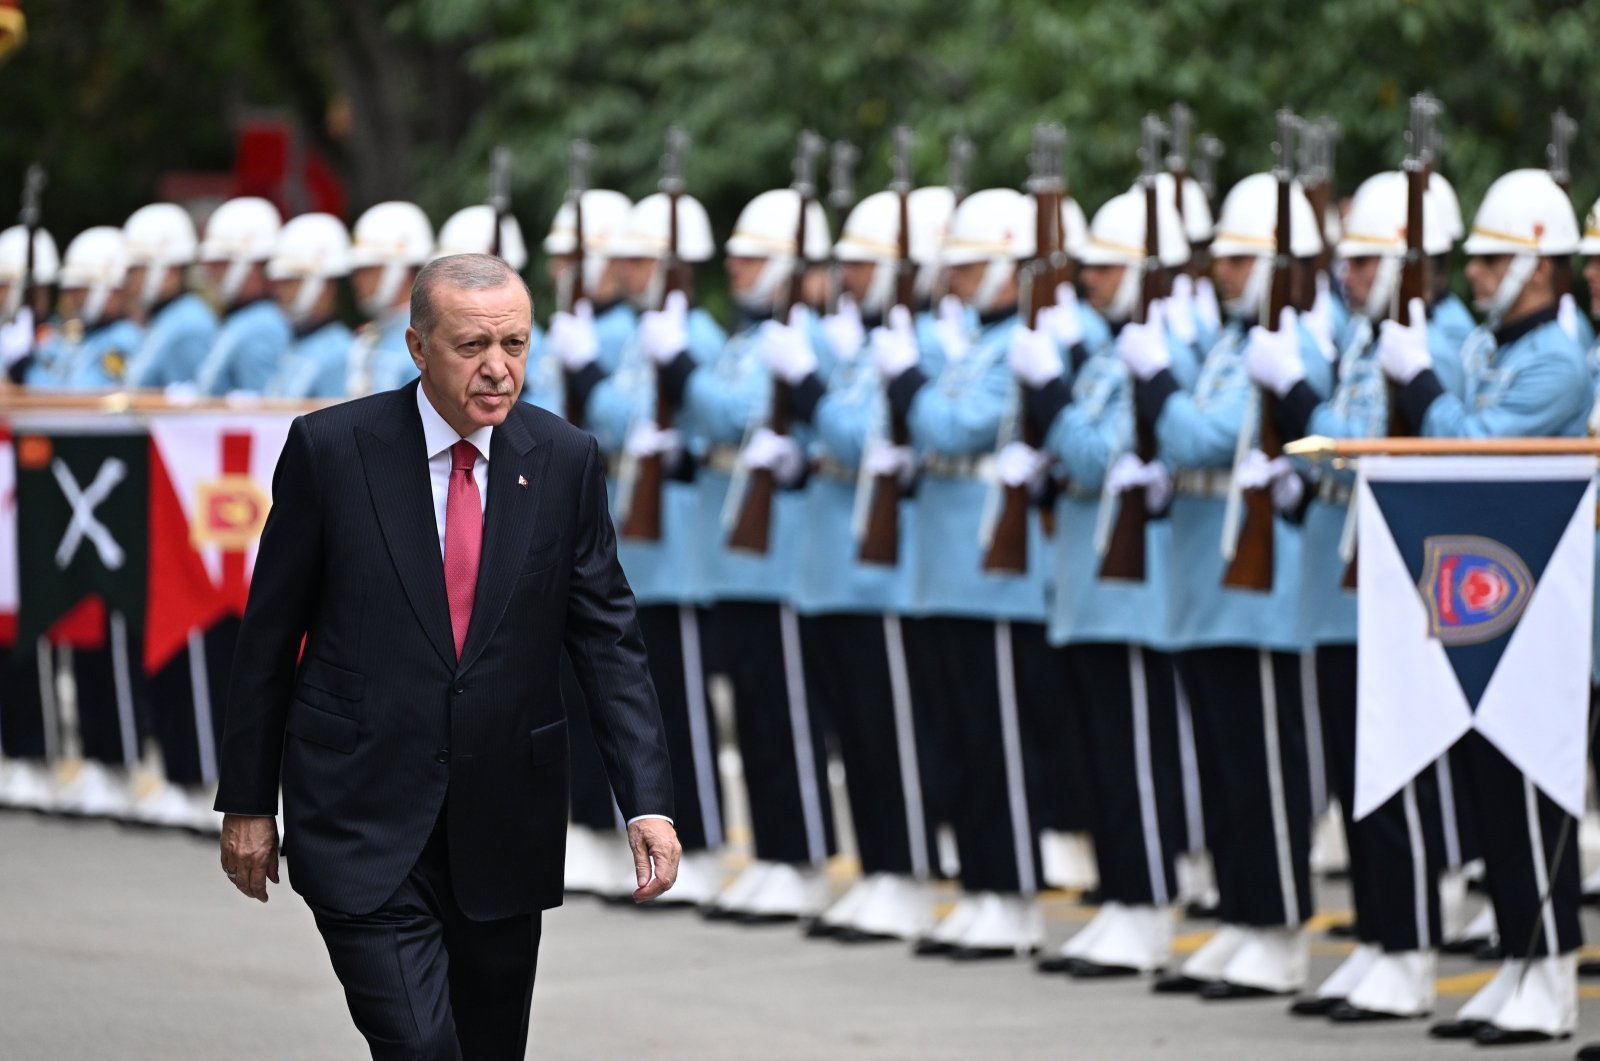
<box><xmin>639</xmin><ymin>260</ymin><xmax>668</xmax><ymax>311</ymax></box>
<box><xmin>733</xmin><ymin>256</ymin><xmax>793</xmax><ymax>315</ymax></box>
<box><xmin>290</xmin><ymin>276</ymin><xmax>327</xmax><ymax>326</ymax></box>
<box><xmin>362</xmin><ymin>263</ymin><xmax>407</xmax><ymax>319</ymax></box>
<box><xmin>973</xmin><ymin>259</ymin><xmax>1015</xmax><ymax>314</ymax></box>
<box><xmin>140</xmin><ymin>263</ymin><xmax>170</xmax><ymax>309</ymax></box>
<box><xmin>220</xmin><ymin>258</ymin><xmax>254</xmax><ymax>307</ymax></box>
<box><xmin>1477</xmin><ymin>252</ymin><xmax>1539</xmax><ymax>322</ymax></box>
<box><xmin>79</xmin><ymin>284</ymin><xmax>111</xmax><ymax>327</ymax></box>
<box><xmin>861</xmin><ymin>261</ymin><xmax>897</xmax><ymax>316</ymax></box>
<box><xmin>3</xmin><ymin>281</ymin><xmax>22</xmax><ymax>320</ymax></box>
<box><xmin>1363</xmin><ymin>255</ymin><xmax>1401</xmax><ymax>322</ymax></box>
<box><xmin>1105</xmin><ymin>262</ymin><xmax>1144</xmax><ymax>325</ymax></box>
<box><xmin>582</xmin><ymin>253</ymin><xmax>608</xmax><ymax>296</ymax></box>
<box><xmin>1224</xmin><ymin>257</ymin><xmax>1270</xmax><ymax>319</ymax></box>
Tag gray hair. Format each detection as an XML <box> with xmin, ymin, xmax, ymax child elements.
<box><xmin>409</xmin><ymin>253</ymin><xmax>533</xmax><ymax>337</ymax></box>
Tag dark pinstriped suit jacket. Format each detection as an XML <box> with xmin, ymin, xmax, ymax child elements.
<box><xmin>215</xmin><ymin>380</ymin><xmax>673</xmax><ymax>920</ymax></box>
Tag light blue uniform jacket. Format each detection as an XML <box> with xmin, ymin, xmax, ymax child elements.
<box><xmin>124</xmin><ymin>293</ymin><xmax>218</xmax><ymax>388</ymax></box>
<box><xmin>195</xmin><ymin>299</ymin><xmax>292</xmax><ymax>395</ymax></box>
<box><xmin>30</xmin><ymin>319</ymin><xmax>143</xmax><ymax>389</ymax></box>
<box><xmin>264</xmin><ymin>320</ymin><xmax>356</xmax><ymax>400</ymax></box>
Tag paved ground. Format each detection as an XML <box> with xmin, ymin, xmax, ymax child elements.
<box><xmin>3</xmin><ymin>813</ymin><xmax>1599</xmax><ymax>1059</ymax></box>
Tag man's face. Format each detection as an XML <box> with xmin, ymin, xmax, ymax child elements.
<box><xmin>1212</xmin><ymin>255</ymin><xmax>1257</xmax><ymax>304</ymax></box>
<box><xmin>946</xmin><ymin>262</ymin><xmax>988</xmax><ymax>303</ymax></box>
<box><xmin>614</xmin><ymin>257</ymin><xmax>656</xmax><ymax>302</ymax></box>
<box><xmin>409</xmin><ymin>281</ymin><xmax>531</xmax><ymax>436</ymax></box>
<box><xmin>1584</xmin><ymin>257</ymin><xmax>1600</xmax><ymax>309</ymax></box>
<box><xmin>545</xmin><ymin>253</ymin><xmax>577</xmax><ymax>290</ymax></box>
<box><xmin>1341</xmin><ymin>255</ymin><xmax>1381</xmax><ymax>309</ymax></box>
<box><xmin>840</xmin><ymin>261</ymin><xmax>876</xmax><ymax>303</ymax></box>
<box><xmin>1077</xmin><ymin>264</ymin><xmax>1126</xmax><ymax>312</ymax></box>
<box><xmin>350</xmin><ymin>265</ymin><xmax>384</xmax><ymax>307</ymax></box>
<box><xmin>270</xmin><ymin>278</ymin><xmax>302</xmax><ymax>312</ymax></box>
<box><xmin>725</xmin><ymin>255</ymin><xmax>768</xmax><ymax>297</ymax></box>
<box><xmin>1465</xmin><ymin>255</ymin><xmax>1510</xmax><ymax>306</ymax></box>
<box><xmin>57</xmin><ymin>286</ymin><xmax>87</xmax><ymax>320</ymax></box>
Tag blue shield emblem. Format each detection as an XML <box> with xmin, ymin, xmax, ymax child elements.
<box><xmin>1419</xmin><ymin>535</ymin><xmax>1532</xmax><ymax>647</ymax></box>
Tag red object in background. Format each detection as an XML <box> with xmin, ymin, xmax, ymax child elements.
<box><xmin>159</xmin><ymin>115</ymin><xmax>347</xmax><ymax>222</ymax></box>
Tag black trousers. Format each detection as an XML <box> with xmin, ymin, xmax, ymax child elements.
<box><xmin>70</xmin><ymin>611</ymin><xmax>147</xmax><ymax>768</ymax></box>
<box><xmin>1316</xmin><ymin>645</ymin><xmax>1443</xmax><ymax>952</ymax></box>
<box><xmin>144</xmin><ymin>618</ymin><xmax>238</xmax><ymax>786</ymax></box>
<box><xmin>1455</xmin><ymin>730</ymin><xmax>1583</xmax><ymax>957</ymax></box>
<box><xmin>1060</xmin><ymin>643</ymin><xmax>1186</xmax><ymax>906</ymax></box>
<box><xmin>560</xmin><ymin>649</ymin><xmax>621</xmax><ymax>834</ymax></box>
<box><xmin>708</xmin><ymin>601</ymin><xmax>834</xmax><ymax>866</ymax></box>
<box><xmin>1175</xmin><ymin>647</ymin><xmax>1312</xmax><ymax>927</ymax></box>
<box><xmin>310</xmin><ymin>809</ymin><xmax>542</xmax><ymax>1061</ymax></box>
<box><xmin>635</xmin><ymin>604</ymin><xmax>723</xmax><ymax>852</ymax></box>
<box><xmin>0</xmin><ymin>638</ymin><xmax>51</xmax><ymax>761</ymax></box>
<box><xmin>801</xmin><ymin>613</ymin><xmax>939</xmax><ymax>878</ymax></box>
<box><xmin>917</xmin><ymin>617</ymin><xmax>1058</xmax><ymax>895</ymax></box>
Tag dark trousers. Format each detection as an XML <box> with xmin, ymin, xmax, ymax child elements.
<box><xmin>1316</xmin><ymin>645</ymin><xmax>1444</xmax><ymax>952</ymax></box>
<box><xmin>144</xmin><ymin>618</ymin><xmax>238</xmax><ymax>786</ymax></box>
<box><xmin>0</xmin><ymin>638</ymin><xmax>50</xmax><ymax>760</ymax></box>
<box><xmin>71</xmin><ymin>611</ymin><xmax>146</xmax><ymax>768</ymax></box>
<box><xmin>560</xmin><ymin>649</ymin><xmax>621</xmax><ymax>834</ymax></box>
<box><xmin>708</xmin><ymin>601</ymin><xmax>834</xmax><ymax>866</ymax></box>
<box><xmin>1175</xmin><ymin>647</ymin><xmax>1312</xmax><ymax>927</ymax></box>
<box><xmin>801</xmin><ymin>613</ymin><xmax>939</xmax><ymax>878</ymax></box>
<box><xmin>635</xmin><ymin>604</ymin><xmax>722</xmax><ymax>852</ymax></box>
<box><xmin>1455</xmin><ymin>730</ymin><xmax>1583</xmax><ymax>957</ymax></box>
<box><xmin>311</xmin><ymin>810</ymin><xmax>542</xmax><ymax>1061</ymax></box>
<box><xmin>1060</xmin><ymin>643</ymin><xmax>1186</xmax><ymax>906</ymax></box>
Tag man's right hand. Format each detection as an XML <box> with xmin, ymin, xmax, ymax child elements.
<box><xmin>220</xmin><ymin>813</ymin><xmax>280</xmax><ymax>903</ymax></box>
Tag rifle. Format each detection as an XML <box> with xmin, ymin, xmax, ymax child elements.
<box><xmin>826</xmin><ymin>139</ymin><xmax>860</xmax><ymax>312</ymax></box>
<box><xmin>1098</xmin><ymin>114</ymin><xmax>1172</xmax><ymax>582</ymax></box>
<box><xmin>1549</xmin><ymin>107</ymin><xmax>1577</xmax><ymax>195</ymax></box>
<box><xmin>558</xmin><ymin>140</ymin><xmax>593</xmax><ymax>424</ymax></box>
<box><xmin>1220</xmin><ymin>109</ymin><xmax>1297</xmax><ymax>592</ymax></box>
<box><xmin>1195</xmin><ymin>134</ymin><xmax>1223</xmax><ymax>209</ymax></box>
<box><xmin>1299</xmin><ymin>118</ymin><xmax>1339</xmax><ymax>289</ymax></box>
<box><xmin>856</xmin><ymin>126</ymin><xmax>918</xmax><ymax>567</ymax></box>
<box><xmin>1168</xmin><ymin>102</ymin><xmax>1192</xmax><ymax>227</ymax></box>
<box><xmin>488</xmin><ymin>146</ymin><xmax>512</xmax><ymax>262</ymax></box>
<box><xmin>981</xmin><ymin>122</ymin><xmax>1066</xmax><ymax>575</ymax></box>
<box><xmin>7</xmin><ymin>164</ymin><xmax>44</xmax><ymax>383</ymax></box>
<box><xmin>619</xmin><ymin>125</ymin><xmax>691</xmax><ymax>542</ymax></box>
<box><xmin>947</xmin><ymin>134</ymin><xmax>975</xmax><ymax>205</ymax></box>
<box><xmin>727</xmin><ymin>130</ymin><xmax>826</xmax><ymax>554</ymax></box>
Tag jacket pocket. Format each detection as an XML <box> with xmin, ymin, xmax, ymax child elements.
<box><xmin>529</xmin><ymin>718</ymin><xmax>568</xmax><ymax>766</ymax></box>
<box><xmin>296</xmin><ymin>657</ymin><xmax>366</xmax><ymax>701</ymax></box>
<box><xmin>286</xmin><ymin>700</ymin><xmax>360</xmax><ymax>754</ymax></box>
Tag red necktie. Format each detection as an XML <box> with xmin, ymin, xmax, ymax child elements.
<box><xmin>444</xmin><ymin>439</ymin><xmax>482</xmax><ymax>659</ymax></box>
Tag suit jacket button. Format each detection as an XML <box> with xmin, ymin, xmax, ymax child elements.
<box><xmin>453</xmin><ymin>683</ymin><xmax>465</xmax><ymax>695</ymax></box>
<box><xmin>435</xmin><ymin>748</ymin><xmax>450</xmax><ymax>764</ymax></box>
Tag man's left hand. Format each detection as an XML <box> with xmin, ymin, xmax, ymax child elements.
<box><xmin>628</xmin><ymin>818</ymin><xmax>682</xmax><ymax>903</ymax></box>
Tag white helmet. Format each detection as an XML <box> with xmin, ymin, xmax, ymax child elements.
<box><xmin>940</xmin><ymin>188</ymin><xmax>1034</xmax><ymax>313</ymax></box>
<box><xmin>609</xmin><ymin>192</ymin><xmax>715</xmax><ymax>262</ymax></box>
<box><xmin>1579</xmin><ymin>195</ymin><xmax>1600</xmax><ymax>256</ymax></box>
<box><xmin>544</xmin><ymin>189</ymin><xmax>634</xmax><ymax>257</ymax></box>
<box><xmin>1061</xmin><ymin>197</ymin><xmax>1089</xmax><ymax>259</ymax></box>
<box><xmin>199</xmin><ymin>197</ymin><xmax>282</xmax><ymax>306</ymax></box>
<box><xmin>0</xmin><ymin>225</ymin><xmax>60</xmax><ymax>319</ymax></box>
<box><xmin>267</xmin><ymin>213</ymin><xmax>351</xmax><ymax>326</ymax></box>
<box><xmin>724</xmin><ymin>189</ymin><xmax>831</xmax><ymax>313</ymax></box>
<box><xmin>60</xmin><ymin>227</ymin><xmax>129</xmax><ymax>327</ymax></box>
<box><xmin>349</xmin><ymin>201</ymin><xmax>433</xmax><ymax>317</ymax></box>
<box><xmin>1337</xmin><ymin>171</ymin><xmax>1451</xmax><ymax>321</ymax></box>
<box><xmin>1461</xmin><ymin>168</ymin><xmax>1578</xmax><ymax>318</ymax></box>
<box><xmin>1080</xmin><ymin>189</ymin><xmax>1191</xmax><ymax>324</ymax></box>
<box><xmin>1429</xmin><ymin>172</ymin><xmax>1465</xmax><ymax>244</ymax></box>
<box><xmin>437</xmin><ymin>205</ymin><xmax>529</xmax><ymax>272</ymax></box>
<box><xmin>1137</xmin><ymin>173</ymin><xmax>1214</xmax><ymax>247</ymax></box>
<box><xmin>123</xmin><ymin>203</ymin><xmax>199</xmax><ymax>310</ymax></box>
<box><xmin>1211</xmin><ymin>173</ymin><xmax>1323</xmax><ymax>319</ymax></box>
<box><xmin>835</xmin><ymin>187</ymin><xmax>957</xmax><ymax>313</ymax></box>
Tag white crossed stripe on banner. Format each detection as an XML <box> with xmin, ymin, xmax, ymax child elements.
<box><xmin>52</xmin><ymin>457</ymin><xmax>127</xmax><ymax>571</ymax></box>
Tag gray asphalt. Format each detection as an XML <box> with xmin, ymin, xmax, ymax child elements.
<box><xmin>3</xmin><ymin>813</ymin><xmax>1598</xmax><ymax>1059</ymax></box>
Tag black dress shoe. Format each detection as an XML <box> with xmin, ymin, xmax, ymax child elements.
<box><xmin>1068</xmin><ymin>958</ymin><xmax>1143</xmax><ymax>979</ymax></box>
<box><xmin>1329</xmin><ymin>1002</ymin><xmax>1418</xmax><ymax>1023</ymax></box>
<box><xmin>1429</xmin><ymin>1018</ymin><xmax>1489</xmax><ymax>1040</ymax></box>
<box><xmin>1288</xmin><ymin>996</ymin><xmax>1345</xmax><ymax>1017</ymax></box>
<box><xmin>1574</xmin><ymin>1042</ymin><xmax>1600</xmax><ymax>1060</ymax></box>
<box><xmin>1078</xmin><ymin>888</ymin><xmax>1104</xmax><ymax>906</ymax></box>
<box><xmin>913</xmin><ymin>938</ymin><xmax>955</xmax><ymax>957</ymax></box>
<box><xmin>701</xmin><ymin>905</ymin><xmax>741</xmax><ymax>921</ymax></box>
<box><xmin>1474</xmin><ymin>941</ymin><xmax>1505</xmax><ymax>962</ymax></box>
<box><xmin>1036</xmin><ymin>954</ymin><xmax>1077</xmax><ymax>974</ymax></box>
<box><xmin>1473</xmin><ymin>1024</ymin><xmax>1567</xmax><ymax>1047</ymax></box>
<box><xmin>1440</xmin><ymin>937</ymin><xmax>1492</xmax><ymax>956</ymax></box>
<box><xmin>948</xmin><ymin>944</ymin><xmax>1030</xmax><ymax>962</ymax></box>
<box><xmin>834</xmin><ymin>928</ymin><xmax>899</xmax><ymax>944</ymax></box>
<box><xmin>1579</xmin><ymin>959</ymin><xmax>1600</xmax><ymax>979</ymax></box>
<box><xmin>1152</xmin><ymin>974</ymin><xmax>1208</xmax><ymax>995</ymax></box>
<box><xmin>1325</xmin><ymin>921</ymin><xmax>1359</xmax><ymax>940</ymax></box>
<box><xmin>1184</xmin><ymin>901</ymin><xmax>1221</xmax><ymax>920</ymax></box>
<box><xmin>1200</xmin><ymin>981</ymin><xmax>1288</xmax><ymax>1001</ymax></box>
<box><xmin>733</xmin><ymin>911</ymin><xmax>800</xmax><ymax>926</ymax></box>
<box><xmin>804</xmin><ymin>919</ymin><xmax>841</xmax><ymax>939</ymax></box>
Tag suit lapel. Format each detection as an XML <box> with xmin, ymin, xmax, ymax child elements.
<box><xmin>456</xmin><ymin>407</ymin><xmax>546</xmax><ymax>676</ymax></box>
<box><xmin>355</xmin><ymin>384</ymin><xmax>457</xmax><ymax>670</ymax></box>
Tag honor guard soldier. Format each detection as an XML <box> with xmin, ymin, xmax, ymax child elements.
<box><xmin>121</xmin><ymin>203</ymin><xmax>218</xmax><ymax>389</ymax></box>
<box><xmin>587</xmin><ymin>190</ymin><xmax>730</xmax><ymax>904</ymax></box>
<box><xmin>346</xmin><ymin>200</ymin><xmax>433</xmax><ymax>395</ymax></box>
<box><xmin>31</xmin><ymin>226</ymin><xmax>141</xmax><ymax>389</ymax></box>
<box><xmin>1380</xmin><ymin>169</ymin><xmax>1590</xmax><ymax>1047</ymax></box>
<box><xmin>193</xmin><ymin>197</ymin><xmax>291</xmax><ymax>396</ymax></box>
<box><xmin>683</xmin><ymin>185</ymin><xmax>838</xmax><ymax>922</ymax></box>
<box><xmin>1249</xmin><ymin>171</ymin><xmax>1464</xmax><ymax>1022</ymax></box>
<box><xmin>1135</xmin><ymin>170</ymin><xmax>1331</xmax><ymax>999</ymax></box>
<box><xmin>263</xmin><ymin>213</ymin><xmax>355</xmax><ymax>400</ymax></box>
<box><xmin>0</xmin><ymin>223</ymin><xmax>57</xmax><ymax>383</ymax></box>
<box><xmin>1018</xmin><ymin>185</ymin><xmax>1194</xmax><ymax>978</ymax></box>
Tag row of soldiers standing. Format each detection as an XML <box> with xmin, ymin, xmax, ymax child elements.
<box><xmin>3</xmin><ymin>97</ymin><xmax>1600</xmax><ymax>1051</ymax></box>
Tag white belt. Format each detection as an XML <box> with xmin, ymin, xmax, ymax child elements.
<box><xmin>1174</xmin><ymin>469</ymin><xmax>1231</xmax><ymax>498</ymax></box>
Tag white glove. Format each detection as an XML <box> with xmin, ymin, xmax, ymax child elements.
<box><xmin>1166</xmin><ymin>274</ymin><xmax>1198</xmax><ymax>347</ymax></box>
<box><xmin>0</xmin><ymin>306</ymin><xmax>32</xmax><ymax>368</ymax></box>
<box><xmin>1038</xmin><ymin>283</ymin><xmax>1084</xmax><ymax>348</ymax></box>
<box><xmin>871</xmin><ymin>304</ymin><xmax>920</xmax><ymax>380</ymax></box>
<box><xmin>863</xmin><ymin>438</ymin><xmax>918</xmax><ymax>485</ymax></box>
<box><xmin>1235</xmin><ymin>448</ymin><xmax>1304</xmax><ymax>514</ymax></box>
<box><xmin>996</xmin><ymin>441</ymin><xmax>1050</xmax><ymax>489</ymax></box>
<box><xmin>1377</xmin><ymin>298</ymin><xmax>1432</xmax><ymax>384</ymax></box>
<box><xmin>822</xmin><ymin>293</ymin><xmax>866</xmax><ymax>363</ymax></box>
<box><xmin>1116</xmin><ymin>301</ymin><xmax>1172</xmax><ymax>381</ymax></box>
<box><xmin>625</xmin><ymin>420</ymin><xmax>683</xmax><ymax>459</ymax></box>
<box><xmin>1303</xmin><ymin>273</ymin><xmax>1338</xmax><ymax>362</ymax></box>
<box><xmin>760</xmin><ymin>304</ymin><xmax>818</xmax><ymax>385</ymax></box>
<box><xmin>740</xmin><ymin>426</ymin><xmax>806</xmax><ymax>485</ymax></box>
<box><xmin>1107</xmin><ymin>452</ymin><xmax>1173</xmax><ymax>512</ymax></box>
<box><xmin>639</xmin><ymin>290</ymin><xmax>690</xmax><ymax>366</ymax></box>
<box><xmin>934</xmin><ymin>294</ymin><xmax>971</xmax><ymax>362</ymax></box>
<box><xmin>547</xmin><ymin>299</ymin><xmax>600</xmax><ymax>372</ymax></box>
<box><xmin>1244</xmin><ymin>307</ymin><xmax>1306</xmax><ymax>397</ymax></box>
<box><xmin>1559</xmin><ymin>292</ymin><xmax>1582</xmax><ymax>345</ymax></box>
<box><xmin>1194</xmin><ymin>276</ymin><xmax>1222</xmax><ymax>335</ymax></box>
<box><xmin>163</xmin><ymin>381</ymin><xmax>201</xmax><ymax>405</ymax></box>
<box><xmin>1007</xmin><ymin>323</ymin><xmax>1063</xmax><ymax>388</ymax></box>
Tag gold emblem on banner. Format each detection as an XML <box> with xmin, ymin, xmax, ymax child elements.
<box><xmin>193</xmin><ymin>475</ymin><xmax>270</xmax><ymax>549</ymax></box>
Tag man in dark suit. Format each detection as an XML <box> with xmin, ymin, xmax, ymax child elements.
<box><xmin>215</xmin><ymin>252</ymin><xmax>680</xmax><ymax>1060</ymax></box>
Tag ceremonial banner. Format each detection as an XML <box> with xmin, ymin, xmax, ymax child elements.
<box><xmin>14</xmin><ymin>431</ymin><xmax>149</xmax><ymax>646</ymax></box>
<box><xmin>1354</xmin><ymin>455</ymin><xmax>1596</xmax><ymax>821</ymax></box>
